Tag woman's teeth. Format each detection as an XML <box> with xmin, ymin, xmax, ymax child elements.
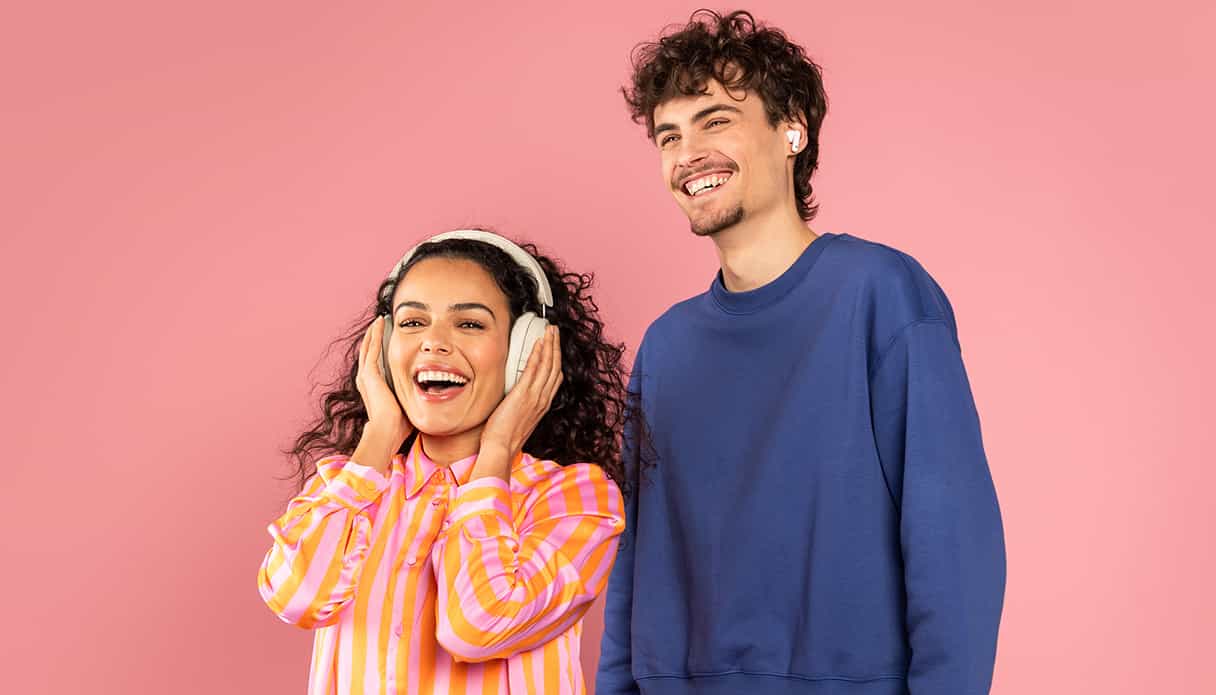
<box><xmin>415</xmin><ymin>370</ymin><xmax>468</xmax><ymax>385</ymax></box>
<box><xmin>415</xmin><ymin>370</ymin><xmax>468</xmax><ymax>392</ymax></box>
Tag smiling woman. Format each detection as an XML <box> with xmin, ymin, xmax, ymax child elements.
<box><xmin>257</xmin><ymin>229</ymin><xmax>633</xmax><ymax>694</ymax></box>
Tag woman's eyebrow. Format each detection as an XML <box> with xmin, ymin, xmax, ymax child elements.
<box><xmin>393</xmin><ymin>300</ymin><xmax>429</xmax><ymax>314</ymax></box>
<box><xmin>393</xmin><ymin>300</ymin><xmax>496</xmax><ymax>320</ymax></box>
<box><xmin>450</xmin><ymin>302</ymin><xmax>496</xmax><ymax>320</ymax></box>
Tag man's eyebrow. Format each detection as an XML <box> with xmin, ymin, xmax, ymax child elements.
<box><xmin>654</xmin><ymin>103</ymin><xmax>744</xmax><ymax>139</ymax></box>
<box><xmin>691</xmin><ymin>104</ymin><xmax>743</xmax><ymax>123</ymax></box>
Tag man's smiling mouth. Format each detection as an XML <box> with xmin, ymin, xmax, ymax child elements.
<box><xmin>682</xmin><ymin>171</ymin><xmax>734</xmax><ymax>197</ymax></box>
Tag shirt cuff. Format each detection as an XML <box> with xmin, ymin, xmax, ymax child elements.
<box><xmin>324</xmin><ymin>460</ymin><xmax>390</xmax><ymax>510</ymax></box>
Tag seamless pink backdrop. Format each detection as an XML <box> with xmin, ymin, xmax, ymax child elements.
<box><xmin>2</xmin><ymin>1</ymin><xmax>1213</xmax><ymax>693</ymax></box>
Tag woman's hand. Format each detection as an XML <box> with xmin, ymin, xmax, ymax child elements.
<box><xmin>353</xmin><ymin>316</ymin><xmax>413</xmax><ymax>472</ymax></box>
<box><xmin>479</xmin><ymin>325</ymin><xmax>563</xmax><ymax>465</ymax></box>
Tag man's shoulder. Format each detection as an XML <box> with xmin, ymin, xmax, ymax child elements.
<box><xmin>828</xmin><ymin>233</ymin><xmax>959</xmax><ymax>362</ymax></box>
<box><xmin>830</xmin><ymin>232</ymin><xmax>953</xmax><ymax>325</ymax></box>
<box><xmin>829</xmin><ymin>233</ymin><xmax>931</xmax><ymax>288</ymax></box>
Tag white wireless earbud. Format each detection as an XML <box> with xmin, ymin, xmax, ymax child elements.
<box><xmin>786</xmin><ymin>130</ymin><xmax>801</xmax><ymax>152</ymax></box>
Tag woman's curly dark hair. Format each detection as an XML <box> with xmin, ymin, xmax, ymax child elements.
<box><xmin>286</xmin><ymin>230</ymin><xmax>632</xmax><ymax>494</ymax></box>
<box><xmin>623</xmin><ymin>9</ymin><xmax>828</xmax><ymax>221</ymax></box>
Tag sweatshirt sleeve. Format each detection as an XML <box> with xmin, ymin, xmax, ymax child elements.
<box><xmin>869</xmin><ymin>319</ymin><xmax>1006</xmax><ymax>694</ymax></box>
<box><xmin>256</xmin><ymin>457</ymin><xmax>390</xmax><ymax>629</ymax></box>
<box><xmin>432</xmin><ymin>463</ymin><xmax>624</xmax><ymax>663</ymax></box>
<box><xmin>595</xmin><ymin>473</ymin><xmax>639</xmax><ymax>695</ymax></box>
<box><xmin>595</xmin><ymin>355</ymin><xmax>645</xmax><ymax>695</ymax></box>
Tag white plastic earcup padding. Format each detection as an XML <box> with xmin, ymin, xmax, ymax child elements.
<box><xmin>506</xmin><ymin>312</ymin><xmax>549</xmax><ymax>393</ymax></box>
<box><xmin>379</xmin><ymin>315</ymin><xmax>395</xmax><ymax>393</ymax></box>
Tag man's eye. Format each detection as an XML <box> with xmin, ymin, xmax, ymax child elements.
<box><xmin>458</xmin><ymin>320</ymin><xmax>485</xmax><ymax>330</ymax></box>
<box><xmin>399</xmin><ymin>319</ymin><xmax>423</xmax><ymax>328</ymax></box>
<box><xmin>706</xmin><ymin>118</ymin><xmax>727</xmax><ymax>128</ymax></box>
<box><xmin>660</xmin><ymin>134</ymin><xmax>679</xmax><ymax>147</ymax></box>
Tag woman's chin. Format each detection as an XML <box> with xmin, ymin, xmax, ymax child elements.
<box><xmin>409</xmin><ymin>416</ymin><xmax>484</xmax><ymax>441</ymax></box>
<box><xmin>405</xmin><ymin>393</ymin><xmax>498</xmax><ymax>441</ymax></box>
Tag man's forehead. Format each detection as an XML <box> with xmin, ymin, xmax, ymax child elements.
<box><xmin>653</xmin><ymin>80</ymin><xmax>754</xmax><ymax>122</ymax></box>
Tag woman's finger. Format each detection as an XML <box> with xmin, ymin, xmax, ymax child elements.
<box><xmin>519</xmin><ymin>329</ymin><xmax>546</xmax><ymax>393</ymax></box>
<box><xmin>357</xmin><ymin>320</ymin><xmax>373</xmax><ymax>375</ymax></box>
<box><xmin>538</xmin><ymin>327</ymin><xmax>560</xmax><ymax>403</ymax></box>
<box><xmin>540</xmin><ymin>327</ymin><xmax>562</xmax><ymax>402</ymax></box>
<box><xmin>369</xmin><ymin>316</ymin><xmax>385</xmax><ymax>368</ymax></box>
<box><xmin>532</xmin><ymin>326</ymin><xmax>555</xmax><ymax>396</ymax></box>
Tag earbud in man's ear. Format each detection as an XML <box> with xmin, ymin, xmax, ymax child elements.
<box><xmin>786</xmin><ymin>130</ymin><xmax>802</xmax><ymax>152</ymax></box>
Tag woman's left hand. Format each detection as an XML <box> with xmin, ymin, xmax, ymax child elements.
<box><xmin>480</xmin><ymin>325</ymin><xmax>563</xmax><ymax>459</ymax></box>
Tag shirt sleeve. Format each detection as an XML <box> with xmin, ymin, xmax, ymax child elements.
<box><xmin>432</xmin><ymin>462</ymin><xmax>625</xmax><ymax>663</ymax></box>
<box><xmin>594</xmin><ymin>474</ymin><xmax>639</xmax><ymax>694</ymax></box>
<box><xmin>869</xmin><ymin>319</ymin><xmax>1006</xmax><ymax>693</ymax></box>
<box><xmin>256</xmin><ymin>456</ymin><xmax>389</xmax><ymax>629</ymax></box>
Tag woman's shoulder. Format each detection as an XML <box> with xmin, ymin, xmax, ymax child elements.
<box><xmin>310</xmin><ymin>453</ymin><xmax>352</xmax><ymax>482</ymax></box>
<box><xmin>510</xmin><ymin>455</ymin><xmax>623</xmax><ymax>510</ymax></box>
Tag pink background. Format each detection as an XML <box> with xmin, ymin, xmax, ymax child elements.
<box><xmin>3</xmin><ymin>0</ymin><xmax>1213</xmax><ymax>692</ymax></box>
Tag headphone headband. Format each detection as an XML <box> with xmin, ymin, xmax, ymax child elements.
<box><xmin>381</xmin><ymin>230</ymin><xmax>554</xmax><ymax>313</ymax></box>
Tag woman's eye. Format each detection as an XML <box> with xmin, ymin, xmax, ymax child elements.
<box><xmin>458</xmin><ymin>320</ymin><xmax>485</xmax><ymax>330</ymax></box>
<box><xmin>399</xmin><ymin>319</ymin><xmax>423</xmax><ymax>328</ymax></box>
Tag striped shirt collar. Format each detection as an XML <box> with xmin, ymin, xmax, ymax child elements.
<box><xmin>402</xmin><ymin>436</ymin><xmax>479</xmax><ymax>498</ymax></box>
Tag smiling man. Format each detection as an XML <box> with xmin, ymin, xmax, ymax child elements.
<box><xmin>596</xmin><ymin>10</ymin><xmax>1006</xmax><ymax>695</ymax></box>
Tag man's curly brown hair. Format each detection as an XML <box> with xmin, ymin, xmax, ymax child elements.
<box><xmin>624</xmin><ymin>9</ymin><xmax>828</xmax><ymax>220</ymax></box>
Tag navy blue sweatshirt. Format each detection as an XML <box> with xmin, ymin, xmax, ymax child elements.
<box><xmin>596</xmin><ymin>233</ymin><xmax>1005</xmax><ymax>695</ymax></box>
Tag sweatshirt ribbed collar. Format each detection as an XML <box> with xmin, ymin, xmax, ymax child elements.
<box><xmin>709</xmin><ymin>232</ymin><xmax>839</xmax><ymax>314</ymax></box>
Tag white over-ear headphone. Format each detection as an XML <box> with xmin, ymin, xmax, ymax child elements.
<box><xmin>786</xmin><ymin>129</ymin><xmax>801</xmax><ymax>152</ymax></box>
<box><xmin>378</xmin><ymin>229</ymin><xmax>554</xmax><ymax>395</ymax></box>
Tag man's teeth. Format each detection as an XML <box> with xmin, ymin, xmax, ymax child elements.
<box><xmin>415</xmin><ymin>370</ymin><xmax>468</xmax><ymax>385</ymax></box>
<box><xmin>685</xmin><ymin>174</ymin><xmax>731</xmax><ymax>196</ymax></box>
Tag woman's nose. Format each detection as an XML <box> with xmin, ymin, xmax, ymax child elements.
<box><xmin>419</xmin><ymin>329</ymin><xmax>452</xmax><ymax>355</ymax></box>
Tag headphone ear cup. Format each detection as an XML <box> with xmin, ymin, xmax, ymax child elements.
<box><xmin>506</xmin><ymin>312</ymin><xmax>548</xmax><ymax>393</ymax></box>
<box><xmin>379</xmin><ymin>315</ymin><xmax>395</xmax><ymax>393</ymax></box>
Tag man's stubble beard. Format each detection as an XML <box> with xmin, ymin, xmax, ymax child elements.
<box><xmin>689</xmin><ymin>203</ymin><xmax>745</xmax><ymax>237</ymax></box>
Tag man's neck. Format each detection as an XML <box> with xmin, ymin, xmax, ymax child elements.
<box><xmin>712</xmin><ymin>205</ymin><xmax>816</xmax><ymax>293</ymax></box>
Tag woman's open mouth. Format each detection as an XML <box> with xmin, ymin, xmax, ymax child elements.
<box><xmin>413</xmin><ymin>368</ymin><xmax>469</xmax><ymax>402</ymax></box>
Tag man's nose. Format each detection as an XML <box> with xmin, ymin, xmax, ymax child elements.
<box><xmin>675</xmin><ymin>135</ymin><xmax>711</xmax><ymax>169</ymax></box>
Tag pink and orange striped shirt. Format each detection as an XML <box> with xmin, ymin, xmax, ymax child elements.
<box><xmin>257</xmin><ymin>438</ymin><xmax>625</xmax><ymax>694</ymax></box>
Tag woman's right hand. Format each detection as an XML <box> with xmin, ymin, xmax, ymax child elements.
<box><xmin>353</xmin><ymin>316</ymin><xmax>413</xmax><ymax>471</ymax></box>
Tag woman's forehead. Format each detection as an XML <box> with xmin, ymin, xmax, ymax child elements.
<box><xmin>392</xmin><ymin>256</ymin><xmax>509</xmax><ymax>310</ymax></box>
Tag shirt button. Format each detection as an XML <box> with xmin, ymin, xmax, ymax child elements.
<box><xmin>443</xmin><ymin>520</ymin><xmax>452</xmax><ymax>528</ymax></box>
<box><xmin>406</xmin><ymin>555</ymin><xmax>417</xmax><ymax>566</ymax></box>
